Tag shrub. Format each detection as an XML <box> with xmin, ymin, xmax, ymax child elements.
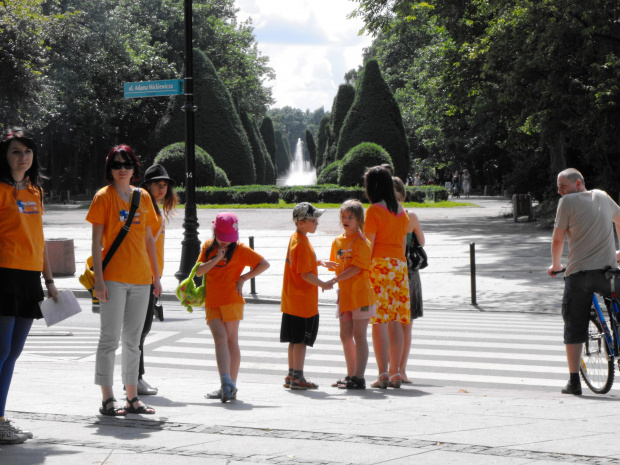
<box><xmin>281</xmin><ymin>188</ymin><xmax>321</xmax><ymax>204</ymax></box>
<box><xmin>240</xmin><ymin>111</ymin><xmax>266</xmax><ymax>184</ymax></box>
<box><xmin>274</xmin><ymin>130</ymin><xmax>291</xmax><ymax>174</ymax></box>
<box><xmin>234</xmin><ymin>189</ymin><xmax>279</xmax><ymax>204</ymax></box>
<box><xmin>336</xmin><ymin>60</ymin><xmax>410</xmax><ymax>180</ymax></box>
<box><xmin>319</xmin><ymin>188</ymin><xmax>365</xmax><ymax>204</ymax></box>
<box><xmin>338</xmin><ymin>142</ymin><xmax>393</xmax><ymax>187</ymax></box>
<box><xmin>259</xmin><ymin>117</ymin><xmax>277</xmax><ymax>165</ymax></box>
<box><xmin>214</xmin><ymin>166</ymin><xmax>231</xmax><ymax>187</ymax></box>
<box><xmin>317</xmin><ymin>160</ymin><xmax>341</xmax><ymax>184</ymax></box>
<box><xmin>315</xmin><ymin>115</ymin><xmax>329</xmax><ymax>172</ymax></box>
<box><xmin>154</xmin><ymin>142</ymin><xmax>215</xmax><ymax>188</ymax></box>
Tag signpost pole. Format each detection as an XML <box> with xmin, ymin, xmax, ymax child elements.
<box><xmin>175</xmin><ymin>0</ymin><xmax>200</xmax><ymax>282</ymax></box>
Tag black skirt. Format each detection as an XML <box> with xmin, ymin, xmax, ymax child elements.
<box><xmin>0</xmin><ymin>267</ymin><xmax>44</xmax><ymax>319</ymax></box>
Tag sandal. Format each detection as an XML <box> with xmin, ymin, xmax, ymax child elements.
<box><xmin>331</xmin><ymin>376</ymin><xmax>350</xmax><ymax>388</ymax></box>
<box><xmin>338</xmin><ymin>376</ymin><xmax>366</xmax><ymax>390</ymax></box>
<box><xmin>125</xmin><ymin>397</ymin><xmax>156</xmax><ymax>414</ymax></box>
<box><xmin>370</xmin><ymin>372</ymin><xmax>389</xmax><ymax>389</ymax></box>
<box><xmin>401</xmin><ymin>375</ymin><xmax>413</xmax><ymax>384</ymax></box>
<box><xmin>389</xmin><ymin>373</ymin><xmax>402</xmax><ymax>389</ymax></box>
<box><xmin>99</xmin><ymin>397</ymin><xmax>127</xmax><ymax>416</ymax></box>
<box><xmin>221</xmin><ymin>383</ymin><xmax>238</xmax><ymax>403</ymax></box>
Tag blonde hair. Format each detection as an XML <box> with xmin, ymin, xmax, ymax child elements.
<box><xmin>392</xmin><ymin>176</ymin><xmax>406</xmax><ymax>203</ymax></box>
<box><xmin>340</xmin><ymin>199</ymin><xmax>365</xmax><ymax>232</ymax></box>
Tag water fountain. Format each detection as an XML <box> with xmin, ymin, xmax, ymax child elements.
<box><xmin>284</xmin><ymin>138</ymin><xmax>317</xmax><ymax>186</ymax></box>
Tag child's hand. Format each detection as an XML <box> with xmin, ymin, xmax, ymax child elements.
<box><xmin>236</xmin><ymin>277</ymin><xmax>246</xmax><ymax>296</ymax></box>
<box><xmin>215</xmin><ymin>245</ymin><xmax>227</xmax><ymax>262</ymax></box>
<box><xmin>322</xmin><ymin>260</ymin><xmax>338</xmax><ymax>271</ymax></box>
<box><xmin>320</xmin><ymin>280</ymin><xmax>333</xmax><ymax>291</ymax></box>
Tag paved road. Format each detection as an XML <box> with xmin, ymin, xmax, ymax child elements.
<box><xmin>25</xmin><ymin>297</ymin><xmax>597</xmax><ymax>394</ymax></box>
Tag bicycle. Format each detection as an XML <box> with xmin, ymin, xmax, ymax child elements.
<box><xmin>553</xmin><ymin>267</ymin><xmax>620</xmax><ymax>394</ymax></box>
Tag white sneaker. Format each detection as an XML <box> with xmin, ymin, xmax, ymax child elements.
<box><xmin>2</xmin><ymin>419</ymin><xmax>33</xmax><ymax>439</ymax></box>
<box><xmin>0</xmin><ymin>420</ymin><xmax>27</xmax><ymax>444</ymax></box>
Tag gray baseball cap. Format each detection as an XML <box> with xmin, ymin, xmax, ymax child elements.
<box><xmin>293</xmin><ymin>202</ymin><xmax>325</xmax><ymax>222</ymax></box>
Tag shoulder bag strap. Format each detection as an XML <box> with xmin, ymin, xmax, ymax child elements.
<box><xmin>102</xmin><ymin>188</ymin><xmax>142</xmax><ymax>271</ymax></box>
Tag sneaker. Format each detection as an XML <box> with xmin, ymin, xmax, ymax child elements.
<box><xmin>283</xmin><ymin>375</ymin><xmax>292</xmax><ymax>388</ymax></box>
<box><xmin>1</xmin><ymin>419</ymin><xmax>33</xmax><ymax>439</ymax></box>
<box><xmin>290</xmin><ymin>377</ymin><xmax>319</xmax><ymax>390</ymax></box>
<box><xmin>138</xmin><ymin>378</ymin><xmax>158</xmax><ymax>396</ymax></box>
<box><xmin>561</xmin><ymin>380</ymin><xmax>582</xmax><ymax>395</ymax></box>
<box><xmin>0</xmin><ymin>420</ymin><xmax>27</xmax><ymax>444</ymax></box>
<box><xmin>205</xmin><ymin>388</ymin><xmax>237</xmax><ymax>400</ymax></box>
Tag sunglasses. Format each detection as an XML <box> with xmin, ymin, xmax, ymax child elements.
<box><xmin>110</xmin><ymin>161</ymin><xmax>134</xmax><ymax>170</ymax></box>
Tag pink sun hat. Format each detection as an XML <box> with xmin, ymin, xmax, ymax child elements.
<box><xmin>213</xmin><ymin>212</ymin><xmax>239</xmax><ymax>242</ymax></box>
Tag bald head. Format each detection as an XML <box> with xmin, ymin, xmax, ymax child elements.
<box><xmin>557</xmin><ymin>168</ymin><xmax>586</xmax><ymax>196</ymax></box>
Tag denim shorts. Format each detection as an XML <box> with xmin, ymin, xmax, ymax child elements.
<box><xmin>562</xmin><ymin>269</ymin><xmax>620</xmax><ymax>344</ymax></box>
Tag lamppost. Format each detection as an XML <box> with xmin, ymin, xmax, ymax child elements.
<box><xmin>175</xmin><ymin>0</ymin><xmax>200</xmax><ymax>282</ymax></box>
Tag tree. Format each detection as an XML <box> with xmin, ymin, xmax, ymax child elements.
<box><xmin>315</xmin><ymin>115</ymin><xmax>329</xmax><ymax>171</ymax></box>
<box><xmin>259</xmin><ymin>116</ymin><xmax>277</xmax><ymax>165</ymax></box>
<box><xmin>337</xmin><ymin>59</ymin><xmax>410</xmax><ymax>179</ymax></box>
<box><xmin>274</xmin><ymin>130</ymin><xmax>291</xmax><ymax>174</ymax></box>
<box><xmin>305</xmin><ymin>129</ymin><xmax>317</xmax><ymax>167</ymax></box>
<box><xmin>240</xmin><ymin>111</ymin><xmax>267</xmax><ymax>184</ymax></box>
<box><xmin>157</xmin><ymin>49</ymin><xmax>255</xmax><ymax>185</ymax></box>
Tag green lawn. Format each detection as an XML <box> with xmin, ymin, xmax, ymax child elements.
<box><xmin>190</xmin><ymin>199</ymin><xmax>476</xmax><ymax>209</ymax></box>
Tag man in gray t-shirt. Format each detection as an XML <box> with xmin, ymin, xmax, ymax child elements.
<box><xmin>549</xmin><ymin>168</ymin><xmax>620</xmax><ymax>395</ymax></box>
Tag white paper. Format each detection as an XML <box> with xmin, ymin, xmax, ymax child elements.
<box><xmin>40</xmin><ymin>290</ymin><xmax>83</xmax><ymax>327</ymax></box>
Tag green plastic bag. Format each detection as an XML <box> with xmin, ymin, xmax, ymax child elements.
<box><xmin>176</xmin><ymin>262</ymin><xmax>205</xmax><ymax>313</ymax></box>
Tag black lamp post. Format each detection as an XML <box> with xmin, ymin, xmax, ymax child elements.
<box><xmin>175</xmin><ymin>0</ymin><xmax>200</xmax><ymax>282</ymax></box>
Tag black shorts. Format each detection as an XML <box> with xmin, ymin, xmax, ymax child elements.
<box><xmin>563</xmin><ymin>269</ymin><xmax>620</xmax><ymax>344</ymax></box>
<box><xmin>280</xmin><ymin>313</ymin><xmax>319</xmax><ymax>347</ymax></box>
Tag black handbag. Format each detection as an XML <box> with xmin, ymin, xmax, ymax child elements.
<box><xmin>406</xmin><ymin>232</ymin><xmax>428</xmax><ymax>270</ymax></box>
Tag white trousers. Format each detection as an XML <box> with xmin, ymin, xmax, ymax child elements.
<box><xmin>95</xmin><ymin>281</ymin><xmax>151</xmax><ymax>386</ymax></box>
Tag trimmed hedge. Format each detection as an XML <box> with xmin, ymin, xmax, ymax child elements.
<box><xmin>214</xmin><ymin>166</ymin><xmax>231</xmax><ymax>187</ymax></box>
<box><xmin>153</xmin><ymin>142</ymin><xmax>215</xmax><ymax>188</ymax></box>
<box><xmin>175</xmin><ymin>184</ymin><xmax>447</xmax><ymax>205</ymax></box>
<box><xmin>338</xmin><ymin>142</ymin><xmax>393</xmax><ymax>187</ymax></box>
<box><xmin>317</xmin><ymin>160</ymin><xmax>341</xmax><ymax>184</ymax></box>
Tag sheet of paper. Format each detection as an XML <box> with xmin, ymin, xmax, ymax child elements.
<box><xmin>40</xmin><ymin>290</ymin><xmax>83</xmax><ymax>327</ymax></box>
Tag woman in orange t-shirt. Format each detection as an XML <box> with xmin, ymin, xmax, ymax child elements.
<box><xmin>364</xmin><ymin>166</ymin><xmax>410</xmax><ymax>390</ymax></box>
<box><xmin>86</xmin><ymin>145</ymin><xmax>161</xmax><ymax>417</ymax></box>
<box><xmin>0</xmin><ymin>128</ymin><xmax>58</xmax><ymax>444</ymax></box>
<box><xmin>196</xmin><ymin>213</ymin><xmax>270</xmax><ymax>403</ymax></box>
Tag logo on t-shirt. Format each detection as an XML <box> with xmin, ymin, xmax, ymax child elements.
<box><xmin>119</xmin><ymin>209</ymin><xmax>141</xmax><ymax>224</ymax></box>
<box><xmin>337</xmin><ymin>248</ymin><xmax>352</xmax><ymax>260</ymax></box>
<box><xmin>17</xmin><ymin>200</ymin><xmax>39</xmax><ymax>214</ymax></box>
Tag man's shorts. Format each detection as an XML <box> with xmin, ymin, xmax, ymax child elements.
<box><xmin>563</xmin><ymin>269</ymin><xmax>620</xmax><ymax>344</ymax></box>
<box><xmin>339</xmin><ymin>304</ymin><xmax>377</xmax><ymax>322</ymax></box>
<box><xmin>280</xmin><ymin>313</ymin><xmax>319</xmax><ymax>347</ymax></box>
<box><xmin>206</xmin><ymin>303</ymin><xmax>244</xmax><ymax>323</ymax></box>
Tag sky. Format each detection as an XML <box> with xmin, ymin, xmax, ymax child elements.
<box><xmin>235</xmin><ymin>0</ymin><xmax>374</xmax><ymax>112</ymax></box>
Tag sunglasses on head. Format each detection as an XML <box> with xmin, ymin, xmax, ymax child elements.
<box><xmin>110</xmin><ymin>161</ymin><xmax>134</xmax><ymax>170</ymax></box>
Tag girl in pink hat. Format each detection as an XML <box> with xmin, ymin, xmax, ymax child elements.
<box><xmin>195</xmin><ymin>213</ymin><xmax>270</xmax><ymax>402</ymax></box>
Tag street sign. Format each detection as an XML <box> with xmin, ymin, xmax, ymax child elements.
<box><xmin>123</xmin><ymin>79</ymin><xmax>184</xmax><ymax>98</ymax></box>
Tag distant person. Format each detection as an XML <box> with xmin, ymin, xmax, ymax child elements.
<box><xmin>326</xmin><ymin>200</ymin><xmax>376</xmax><ymax>390</ymax></box>
<box><xmin>135</xmin><ymin>164</ymin><xmax>179</xmax><ymax>396</ymax></box>
<box><xmin>462</xmin><ymin>169</ymin><xmax>471</xmax><ymax>198</ymax></box>
<box><xmin>197</xmin><ymin>213</ymin><xmax>270</xmax><ymax>403</ymax></box>
<box><xmin>393</xmin><ymin>177</ymin><xmax>425</xmax><ymax>384</ymax></box>
<box><xmin>426</xmin><ymin>177</ymin><xmax>435</xmax><ymax>186</ymax></box>
<box><xmin>0</xmin><ymin>128</ymin><xmax>58</xmax><ymax>444</ymax></box>
<box><xmin>413</xmin><ymin>173</ymin><xmax>421</xmax><ymax>186</ymax></box>
<box><xmin>451</xmin><ymin>171</ymin><xmax>460</xmax><ymax>198</ymax></box>
<box><xmin>364</xmin><ymin>167</ymin><xmax>410</xmax><ymax>389</ymax></box>
<box><xmin>87</xmin><ymin>145</ymin><xmax>161</xmax><ymax>416</ymax></box>
<box><xmin>281</xmin><ymin>203</ymin><xmax>333</xmax><ymax>390</ymax></box>
<box><xmin>549</xmin><ymin>168</ymin><xmax>620</xmax><ymax>395</ymax></box>
<box><xmin>444</xmin><ymin>172</ymin><xmax>451</xmax><ymax>190</ymax></box>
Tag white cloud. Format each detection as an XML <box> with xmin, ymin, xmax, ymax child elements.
<box><xmin>235</xmin><ymin>0</ymin><xmax>373</xmax><ymax>111</ymax></box>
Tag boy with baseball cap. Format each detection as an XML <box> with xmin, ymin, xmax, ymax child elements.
<box><xmin>280</xmin><ymin>202</ymin><xmax>333</xmax><ymax>390</ymax></box>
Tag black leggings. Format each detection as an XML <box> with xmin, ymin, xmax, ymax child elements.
<box><xmin>138</xmin><ymin>284</ymin><xmax>155</xmax><ymax>378</ymax></box>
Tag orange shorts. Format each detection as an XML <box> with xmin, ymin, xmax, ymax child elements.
<box><xmin>206</xmin><ymin>303</ymin><xmax>244</xmax><ymax>323</ymax></box>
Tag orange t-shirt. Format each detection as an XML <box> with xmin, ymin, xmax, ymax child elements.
<box><xmin>330</xmin><ymin>232</ymin><xmax>375</xmax><ymax>312</ymax></box>
<box><xmin>0</xmin><ymin>182</ymin><xmax>44</xmax><ymax>271</ymax></box>
<box><xmin>152</xmin><ymin>212</ymin><xmax>165</xmax><ymax>275</ymax></box>
<box><xmin>365</xmin><ymin>203</ymin><xmax>408</xmax><ymax>261</ymax></box>
<box><xmin>86</xmin><ymin>185</ymin><xmax>158</xmax><ymax>285</ymax></box>
<box><xmin>281</xmin><ymin>232</ymin><xmax>319</xmax><ymax>318</ymax></box>
<box><xmin>197</xmin><ymin>240</ymin><xmax>263</xmax><ymax>307</ymax></box>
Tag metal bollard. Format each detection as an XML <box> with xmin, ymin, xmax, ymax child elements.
<box><xmin>249</xmin><ymin>236</ymin><xmax>257</xmax><ymax>295</ymax></box>
<box><xmin>470</xmin><ymin>242</ymin><xmax>477</xmax><ymax>305</ymax></box>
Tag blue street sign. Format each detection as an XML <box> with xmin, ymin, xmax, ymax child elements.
<box><xmin>123</xmin><ymin>79</ymin><xmax>184</xmax><ymax>98</ymax></box>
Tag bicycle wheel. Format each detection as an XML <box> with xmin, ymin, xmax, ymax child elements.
<box><xmin>580</xmin><ymin>314</ymin><xmax>614</xmax><ymax>394</ymax></box>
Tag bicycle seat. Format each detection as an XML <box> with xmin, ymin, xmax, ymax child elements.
<box><xmin>604</xmin><ymin>268</ymin><xmax>620</xmax><ymax>280</ymax></box>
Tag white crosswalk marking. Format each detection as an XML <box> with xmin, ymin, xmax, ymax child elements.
<box><xmin>24</xmin><ymin>306</ymin><xmax>615</xmax><ymax>392</ymax></box>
